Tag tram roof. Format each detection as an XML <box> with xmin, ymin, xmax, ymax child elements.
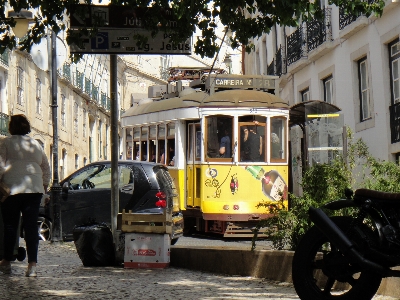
<box><xmin>122</xmin><ymin>89</ymin><xmax>289</xmax><ymax>119</ymax></box>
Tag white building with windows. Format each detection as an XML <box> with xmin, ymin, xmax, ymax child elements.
<box><xmin>244</xmin><ymin>0</ymin><xmax>400</xmax><ymax>163</ymax></box>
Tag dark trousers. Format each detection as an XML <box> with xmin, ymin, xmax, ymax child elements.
<box><xmin>1</xmin><ymin>193</ymin><xmax>41</xmax><ymax>263</ymax></box>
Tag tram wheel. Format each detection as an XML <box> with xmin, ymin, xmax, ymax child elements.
<box><xmin>183</xmin><ymin>217</ymin><xmax>196</xmax><ymax>236</ymax></box>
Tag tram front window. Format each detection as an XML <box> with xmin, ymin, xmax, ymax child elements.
<box><xmin>206</xmin><ymin>116</ymin><xmax>233</xmax><ymax>159</ymax></box>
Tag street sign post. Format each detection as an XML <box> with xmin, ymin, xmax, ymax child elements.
<box><xmin>68</xmin><ymin>3</ymin><xmax>192</xmax><ymax>249</ymax></box>
<box><xmin>69</xmin><ymin>29</ymin><xmax>191</xmax><ymax>54</ymax></box>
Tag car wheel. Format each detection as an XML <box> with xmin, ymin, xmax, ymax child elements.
<box><xmin>38</xmin><ymin>217</ymin><xmax>52</xmax><ymax>241</ymax></box>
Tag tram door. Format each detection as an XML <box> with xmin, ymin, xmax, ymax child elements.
<box><xmin>186</xmin><ymin>123</ymin><xmax>201</xmax><ymax>208</ymax></box>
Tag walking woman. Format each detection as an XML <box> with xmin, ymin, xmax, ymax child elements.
<box><xmin>0</xmin><ymin>115</ymin><xmax>51</xmax><ymax>277</ymax></box>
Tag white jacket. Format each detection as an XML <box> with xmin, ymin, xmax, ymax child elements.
<box><xmin>0</xmin><ymin>135</ymin><xmax>51</xmax><ymax>195</ymax></box>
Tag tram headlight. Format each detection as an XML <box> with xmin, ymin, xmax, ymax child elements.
<box><xmin>233</xmin><ymin>205</ymin><xmax>239</xmax><ymax>210</ymax></box>
<box><xmin>223</xmin><ymin>205</ymin><xmax>229</xmax><ymax>210</ymax></box>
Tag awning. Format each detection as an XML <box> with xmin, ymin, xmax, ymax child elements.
<box><xmin>289</xmin><ymin>100</ymin><xmax>341</xmax><ymax>128</ymax></box>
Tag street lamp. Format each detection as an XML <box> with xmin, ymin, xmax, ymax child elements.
<box><xmin>223</xmin><ymin>54</ymin><xmax>232</xmax><ymax>74</ymax></box>
<box><xmin>7</xmin><ymin>9</ymin><xmax>33</xmax><ymax>38</ymax></box>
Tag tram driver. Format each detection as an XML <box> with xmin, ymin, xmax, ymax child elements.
<box><xmin>219</xmin><ymin>128</ymin><xmax>231</xmax><ymax>158</ymax></box>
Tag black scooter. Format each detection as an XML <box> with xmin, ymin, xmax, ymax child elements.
<box><xmin>292</xmin><ymin>188</ymin><xmax>400</xmax><ymax>300</ymax></box>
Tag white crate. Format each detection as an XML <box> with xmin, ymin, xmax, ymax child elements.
<box><xmin>124</xmin><ymin>233</ymin><xmax>170</xmax><ymax>269</ymax></box>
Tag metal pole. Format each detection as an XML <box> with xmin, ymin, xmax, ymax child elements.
<box><xmin>50</xmin><ymin>29</ymin><xmax>62</xmax><ymax>242</ymax></box>
<box><xmin>110</xmin><ymin>54</ymin><xmax>119</xmax><ymax>246</ymax></box>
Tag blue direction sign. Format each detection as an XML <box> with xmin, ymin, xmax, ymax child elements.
<box><xmin>70</xmin><ymin>29</ymin><xmax>192</xmax><ymax>54</ymax></box>
<box><xmin>70</xmin><ymin>5</ymin><xmax>177</xmax><ymax>29</ymax></box>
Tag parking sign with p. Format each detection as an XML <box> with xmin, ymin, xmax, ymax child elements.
<box><xmin>91</xmin><ymin>32</ymin><xmax>109</xmax><ymax>49</ymax></box>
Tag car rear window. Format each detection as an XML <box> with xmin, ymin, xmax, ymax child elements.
<box><xmin>153</xmin><ymin>166</ymin><xmax>176</xmax><ymax>192</ymax></box>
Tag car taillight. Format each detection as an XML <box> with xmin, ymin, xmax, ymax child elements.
<box><xmin>156</xmin><ymin>191</ymin><xmax>166</xmax><ymax>199</ymax></box>
<box><xmin>155</xmin><ymin>191</ymin><xmax>167</xmax><ymax>207</ymax></box>
<box><xmin>155</xmin><ymin>200</ymin><xmax>167</xmax><ymax>207</ymax></box>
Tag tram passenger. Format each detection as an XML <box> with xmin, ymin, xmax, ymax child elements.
<box><xmin>169</xmin><ymin>146</ymin><xmax>175</xmax><ymax>166</ymax></box>
<box><xmin>242</xmin><ymin>125</ymin><xmax>262</xmax><ymax>162</ymax></box>
<box><xmin>219</xmin><ymin>128</ymin><xmax>231</xmax><ymax>158</ymax></box>
<box><xmin>161</xmin><ymin>146</ymin><xmax>175</xmax><ymax>166</ymax></box>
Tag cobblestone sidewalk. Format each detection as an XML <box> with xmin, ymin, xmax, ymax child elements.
<box><xmin>0</xmin><ymin>241</ymin><xmax>397</xmax><ymax>300</ymax></box>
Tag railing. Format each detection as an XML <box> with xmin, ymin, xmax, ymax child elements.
<box><xmin>339</xmin><ymin>7</ymin><xmax>359</xmax><ymax>30</ymax></box>
<box><xmin>339</xmin><ymin>0</ymin><xmax>376</xmax><ymax>30</ymax></box>
<box><xmin>92</xmin><ymin>86</ymin><xmax>99</xmax><ymax>102</ymax></box>
<box><xmin>287</xmin><ymin>27</ymin><xmax>303</xmax><ymax>66</ymax></box>
<box><xmin>276</xmin><ymin>46</ymin><xmax>282</xmax><ymax>76</ymax></box>
<box><xmin>267</xmin><ymin>46</ymin><xmax>282</xmax><ymax>76</ymax></box>
<box><xmin>75</xmin><ymin>71</ymin><xmax>84</xmax><ymax>90</ymax></box>
<box><xmin>100</xmin><ymin>93</ymin><xmax>111</xmax><ymax>110</ymax></box>
<box><xmin>0</xmin><ymin>112</ymin><xmax>9</xmax><ymax>136</ymax></box>
<box><xmin>390</xmin><ymin>102</ymin><xmax>400</xmax><ymax>143</ymax></box>
<box><xmin>287</xmin><ymin>8</ymin><xmax>332</xmax><ymax>65</ymax></box>
<box><xmin>0</xmin><ymin>50</ymin><xmax>9</xmax><ymax>67</ymax></box>
<box><xmin>307</xmin><ymin>14</ymin><xmax>326</xmax><ymax>51</ymax></box>
<box><xmin>62</xmin><ymin>63</ymin><xmax>71</xmax><ymax>81</ymax></box>
<box><xmin>267</xmin><ymin>59</ymin><xmax>274</xmax><ymax>75</ymax></box>
<box><xmin>85</xmin><ymin>77</ymin><xmax>92</xmax><ymax>95</ymax></box>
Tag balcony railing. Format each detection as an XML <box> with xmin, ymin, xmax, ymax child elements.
<box><xmin>307</xmin><ymin>8</ymin><xmax>331</xmax><ymax>52</ymax></box>
<box><xmin>75</xmin><ymin>71</ymin><xmax>84</xmax><ymax>90</ymax></box>
<box><xmin>0</xmin><ymin>50</ymin><xmax>9</xmax><ymax>67</ymax></box>
<box><xmin>267</xmin><ymin>46</ymin><xmax>283</xmax><ymax>76</ymax></box>
<box><xmin>287</xmin><ymin>27</ymin><xmax>303</xmax><ymax>66</ymax></box>
<box><xmin>0</xmin><ymin>112</ymin><xmax>9</xmax><ymax>136</ymax></box>
<box><xmin>339</xmin><ymin>7</ymin><xmax>359</xmax><ymax>30</ymax></box>
<box><xmin>92</xmin><ymin>86</ymin><xmax>99</xmax><ymax>102</ymax></box>
<box><xmin>267</xmin><ymin>59</ymin><xmax>274</xmax><ymax>75</ymax></box>
<box><xmin>100</xmin><ymin>93</ymin><xmax>111</xmax><ymax>110</ymax></box>
<box><xmin>62</xmin><ymin>63</ymin><xmax>71</xmax><ymax>81</ymax></box>
<box><xmin>85</xmin><ymin>77</ymin><xmax>92</xmax><ymax>95</ymax></box>
<box><xmin>390</xmin><ymin>102</ymin><xmax>400</xmax><ymax>143</ymax></box>
<box><xmin>339</xmin><ymin>0</ymin><xmax>376</xmax><ymax>30</ymax></box>
<box><xmin>276</xmin><ymin>46</ymin><xmax>282</xmax><ymax>76</ymax></box>
<box><xmin>287</xmin><ymin>8</ymin><xmax>332</xmax><ymax>66</ymax></box>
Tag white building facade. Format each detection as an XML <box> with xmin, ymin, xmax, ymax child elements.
<box><xmin>244</xmin><ymin>1</ymin><xmax>400</xmax><ymax>163</ymax></box>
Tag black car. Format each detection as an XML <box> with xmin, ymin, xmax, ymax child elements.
<box><xmin>39</xmin><ymin>160</ymin><xmax>183</xmax><ymax>244</ymax></box>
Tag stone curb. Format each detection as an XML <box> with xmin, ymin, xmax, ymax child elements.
<box><xmin>170</xmin><ymin>246</ymin><xmax>400</xmax><ymax>298</ymax></box>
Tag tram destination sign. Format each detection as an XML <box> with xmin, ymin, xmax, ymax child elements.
<box><xmin>206</xmin><ymin>75</ymin><xmax>277</xmax><ymax>91</ymax></box>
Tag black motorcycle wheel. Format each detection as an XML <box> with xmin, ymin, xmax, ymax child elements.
<box><xmin>292</xmin><ymin>216</ymin><xmax>382</xmax><ymax>300</ymax></box>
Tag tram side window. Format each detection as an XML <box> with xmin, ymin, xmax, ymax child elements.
<box><xmin>141</xmin><ymin>126</ymin><xmax>148</xmax><ymax>161</ymax></box>
<box><xmin>149</xmin><ymin>125</ymin><xmax>157</xmax><ymax>162</ymax></box>
<box><xmin>125</xmin><ymin>128</ymin><xmax>133</xmax><ymax>160</ymax></box>
<box><xmin>271</xmin><ymin>117</ymin><xmax>286</xmax><ymax>161</ymax></box>
<box><xmin>239</xmin><ymin>116</ymin><xmax>266</xmax><ymax>162</ymax></box>
<box><xmin>133</xmin><ymin>128</ymin><xmax>140</xmax><ymax>160</ymax></box>
<box><xmin>206</xmin><ymin>116</ymin><xmax>233</xmax><ymax>159</ymax></box>
<box><xmin>166</xmin><ymin>123</ymin><xmax>175</xmax><ymax>166</ymax></box>
<box><xmin>158</xmin><ymin>124</ymin><xmax>166</xmax><ymax>164</ymax></box>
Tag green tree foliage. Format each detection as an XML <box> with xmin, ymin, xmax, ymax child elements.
<box><xmin>252</xmin><ymin>130</ymin><xmax>400</xmax><ymax>250</ymax></box>
<box><xmin>0</xmin><ymin>0</ymin><xmax>385</xmax><ymax>59</ymax></box>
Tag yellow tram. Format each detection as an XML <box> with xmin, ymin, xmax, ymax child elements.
<box><xmin>121</xmin><ymin>74</ymin><xmax>289</xmax><ymax>237</ymax></box>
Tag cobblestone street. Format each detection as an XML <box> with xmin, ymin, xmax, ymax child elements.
<box><xmin>0</xmin><ymin>241</ymin><xmax>397</xmax><ymax>300</ymax></box>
